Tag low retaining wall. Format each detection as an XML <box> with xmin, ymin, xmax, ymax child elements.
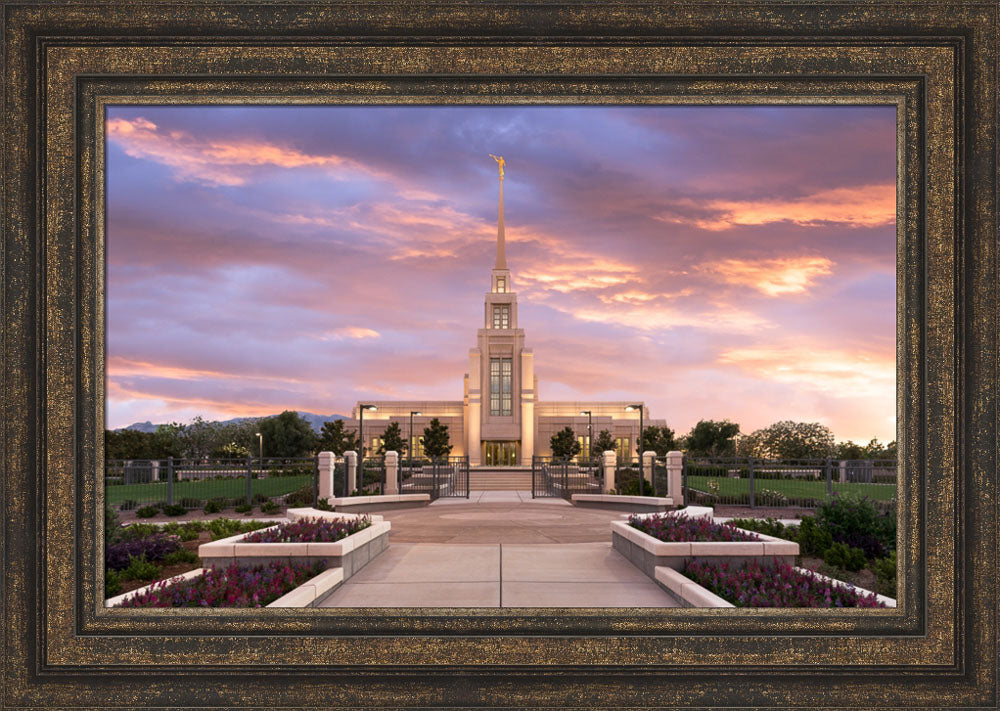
<box><xmin>572</xmin><ymin>494</ymin><xmax>675</xmax><ymax>512</ymax></box>
<box><xmin>324</xmin><ymin>493</ymin><xmax>431</xmax><ymax>512</ymax></box>
<box><xmin>198</xmin><ymin>519</ymin><xmax>391</xmax><ymax>580</ymax></box>
<box><xmin>611</xmin><ymin>519</ymin><xmax>798</xmax><ymax>578</ymax></box>
<box><xmin>654</xmin><ymin>566</ymin><xmax>733</xmax><ymax>608</ymax></box>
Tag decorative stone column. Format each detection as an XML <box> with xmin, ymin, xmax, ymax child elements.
<box><xmin>344</xmin><ymin>451</ymin><xmax>358</xmax><ymax>494</ymax></box>
<box><xmin>385</xmin><ymin>450</ymin><xmax>399</xmax><ymax>495</ymax></box>
<box><xmin>666</xmin><ymin>450</ymin><xmax>684</xmax><ymax>504</ymax></box>
<box><xmin>317</xmin><ymin>451</ymin><xmax>335</xmax><ymax>501</ymax></box>
<box><xmin>602</xmin><ymin>450</ymin><xmax>617</xmax><ymax>494</ymax></box>
<box><xmin>150</xmin><ymin>460</ymin><xmax>160</xmax><ymax>482</ymax></box>
<box><xmin>642</xmin><ymin>450</ymin><xmax>656</xmax><ymax>487</ymax></box>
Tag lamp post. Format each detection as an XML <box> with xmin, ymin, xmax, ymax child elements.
<box><xmin>626</xmin><ymin>404</ymin><xmax>644</xmax><ymax>494</ymax></box>
<box><xmin>357</xmin><ymin>404</ymin><xmax>377</xmax><ymax>494</ymax></box>
<box><xmin>409</xmin><ymin>411</ymin><xmax>422</xmax><ymax>477</ymax></box>
<box><xmin>255</xmin><ymin>432</ymin><xmax>263</xmax><ymax>473</ymax></box>
<box><xmin>579</xmin><ymin>410</ymin><xmax>592</xmax><ymax>464</ymax></box>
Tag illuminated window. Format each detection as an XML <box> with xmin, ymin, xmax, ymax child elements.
<box><xmin>492</xmin><ymin>303</ymin><xmax>510</xmax><ymax>329</ymax></box>
<box><xmin>496</xmin><ymin>276</ymin><xmax>506</xmax><ymax>293</ymax></box>
<box><xmin>490</xmin><ymin>357</ymin><xmax>513</xmax><ymax>415</ymax></box>
<box><xmin>577</xmin><ymin>435</ymin><xmax>590</xmax><ymax>460</ymax></box>
<box><xmin>409</xmin><ymin>435</ymin><xmax>424</xmax><ymax>458</ymax></box>
<box><xmin>615</xmin><ymin>437</ymin><xmax>631</xmax><ymax>461</ymax></box>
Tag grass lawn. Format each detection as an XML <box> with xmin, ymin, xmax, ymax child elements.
<box><xmin>685</xmin><ymin>475</ymin><xmax>896</xmax><ymax>502</ymax></box>
<box><xmin>106</xmin><ymin>474</ymin><xmax>313</xmax><ymax>507</ymax></box>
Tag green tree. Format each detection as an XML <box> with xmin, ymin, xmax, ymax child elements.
<box><xmin>105</xmin><ymin>429</ymin><xmax>155</xmax><ymax>460</ymax></box>
<box><xmin>257</xmin><ymin>411</ymin><xmax>319</xmax><ymax>457</ymax></box>
<box><xmin>379</xmin><ymin>421</ymin><xmax>407</xmax><ymax>455</ymax></box>
<box><xmin>550</xmin><ymin>426</ymin><xmax>581</xmax><ymax>459</ymax></box>
<box><xmin>317</xmin><ymin>419</ymin><xmax>359</xmax><ymax>455</ymax></box>
<box><xmin>592</xmin><ymin>429</ymin><xmax>616</xmax><ymax>457</ymax></box>
<box><xmin>683</xmin><ymin>419</ymin><xmax>741</xmax><ymax>456</ymax></box>
<box><xmin>421</xmin><ymin>418</ymin><xmax>453</xmax><ymax>458</ymax></box>
<box><xmin>743</xmin><ymin>420</ymin><xmax>834</xmax><ymax>459</ymax></box>
<box><xmin>640</xmin><ymin>425</ymin><xmax>677</xmax><ymax>456</ymax></box>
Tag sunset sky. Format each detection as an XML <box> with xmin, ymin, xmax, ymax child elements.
<box><xmin>106</xmin><ymin>105</ymin><xmax>897</xmax><ymax>443</ymax></box>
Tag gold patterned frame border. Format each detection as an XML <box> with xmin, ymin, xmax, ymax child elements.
<box><xmin>2</xmin><ymin>3</ymin><xmax>996</xmax><ymax>708</ymax></box>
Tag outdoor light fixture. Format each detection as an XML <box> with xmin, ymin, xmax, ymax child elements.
<box><xmin>255</xmin><ymin>432</ymin><xmax>263</xmax><ymax>465</ymax></box>
<box><xmin>409</xmin><ymin>411</ymin><xmax>422</xmax><ymax>475</ymax></box>
<box><xmin>358</xmin><ymin>404</ymin><xmax>377</xmax><ymax>494</ymax></box>
<box><xmin>625</xmin><ymin>404</ymin><xmax>644</xmax><ymax>493</ymax></box>
<box><xmin>580</xmin><ymin>410</ymin><xmax>592</xmax><ymax>463</ymax></box>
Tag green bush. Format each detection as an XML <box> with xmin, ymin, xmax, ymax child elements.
<box><xmin>119</xmin><ymin>523</ymin><xmax>161</xmax><ymax>540</ymax></box>
<box><xmin>283</xmin><ymin>486</ymin><xmax>315</xmax><ymax>507</ymax></box>
<box><xmin>619</xmin><ymin>478</ymin><xmax>654</xmax><ymax>496</ymax></box>
<box><xmin>727</xmin><ymin>517</ymin><xmax>789</xmax><ymax>539</ymax></box>
<box><xmin>259</xmin><ymin>501</ymin><xmax>280</xmax><ymax>515</ymax></box>
<box><xmin>105</xmin><ymin>505</ymin><xmax>120</xmax><ymax>546</ymax></box>
<box><xmin>234</xmin><ymin>503</ymin><xmax>253</xmax><ymax>514</ymax></box>
<box><xmin>162</xmin><ymin>503</ymin><xmax>187</xmax><ymax>517</ymax></box>
<box><xmin>206</xmin><ymin>518</ymin><xmax>274</xmax><ymax>541</ymax></box>
<box><xmin>252</xmin><ymin>493</ymin><xmax>270</xmax><ymax>505</ymax></box>
<box><xmin>796</xmin><ymin>516</ymin><xmax>834</xmax><ymax>558</ymax></box>
<box><xmin>203</xmin><ymin>498</ymin><xmax>224</xmax><ymax>514</ymax></box>
<box><xmin>823</xmin><ymin>542</ymin><xmax>867</xmax><ymax>572</ymax></box>
<box><xmin>816</xmin><ymin>494</ymin><xmax>895</xmax><ymax>559</ymax></box>
<box><xmin>162</xmin><ymin>521</ymin><xmax>202</xmax><ymax>541</ymax></box>
<box><xmin>105</xmin><ymin>568</ymin><xmax>123</xmax><ymax>598</ymax></box>
<box><xmin>135</xmin><ymin>505</ymin><xmax>160</xmax><ymax>518</ymax></box>
<box><xmin>873</xmin><ymin>551</ymin><xmax>897</xmax><ymax>597</ymax></box>
<box><xmin>118</xmin><ymin>500</ymin><xmax>138</xmax><ymax>512</ymax></box>
<box><xmin>122</xmin><ymin>555</ymin><xmax>161</xmax><ymax>581</ymax></box>
<box><xmin>161</xmin><ymin>549</ymin><xmax>199</xmax><ymax>566</ymax></box>
<box><xmin>314</xmin><ymin>498</ymin><xmax>333</xmax><ymax>512</ymax></box>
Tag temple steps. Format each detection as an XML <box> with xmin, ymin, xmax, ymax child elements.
<box><xmin>469</xmin><ymin>468</ymin><xmax>534</xmax><ymax>491</ymax></box>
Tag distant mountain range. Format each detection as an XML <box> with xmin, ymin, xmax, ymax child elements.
<box><xmin>119</xmin><ymin>411</ymin><xmax>350</xmax><ymax>434</ymax></box>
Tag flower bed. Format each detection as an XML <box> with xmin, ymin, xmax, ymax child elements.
<box><xmin>682</xmin><ymin>558</ymin><xmax>886</xmax><ymax>608</ymax></box>
<box><xmin>611</xmin><ymin>509</ymin><xmax>798</xmax><ymax>577</ymax></box>
<box><xmin>113</xmin><ymin>560</ymin><xmax>326</xmax><ymax>608</ymax></box>
<box><xmin>106</xmin><ymin>532</ymin><xmax>182</xmax><ymax>571</ymax></box>
<box><xmin>628</xmin><ymin>513</ymin><xmax>761</xmax><ymax>543</ymax></box>
<box><xmin>198</xmin><ymin>513</ymin><xmax>391</xmax><ymax>581</ymax></box>
<box><xmin>242</xmin><ymin>516</ymin><xmax>370</xmax><ymax>543</ymax></box>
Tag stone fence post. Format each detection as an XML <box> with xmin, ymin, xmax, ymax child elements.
<box><xmin>665</xmin><ymin>450</ymin><xmax>684</xmax><ymax>505</ymax></box>
<box><xmin>344</xmin><ymin>451</ymin><xmax>358</xmax><ymax>494</ymax></box>
<box><xmin>385</xmin><ymin>451</ymin><xmax>399</xmax><ymax>495</ymax></box>
<box><xmin>602</xmin><ymin>450</ymin><xmax>617</xmax><ymax>494</ymax></box>
<box><xmin>150</xmin><ymin>459</ymin><xmax>160</xmax><ymax>482</ymax></box>
<box><xmin>317</xmin><ymin>451</ymin><xmax>335</xmax><ymax>501</ymax></box>
<box><xmin>642</xmin><ymin>450</ymin><xmax>656</xmax><ymax>492</ymax></box>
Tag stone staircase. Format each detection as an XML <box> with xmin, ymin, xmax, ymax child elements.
<box><xmin>469</xmin><ymin>467</ymin><xmax>534</xmax><ymax>491</ymax></box>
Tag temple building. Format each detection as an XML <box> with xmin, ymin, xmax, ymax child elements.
<box><xmin>350</xmin><ymin>157</ymin><xmax>664</xmax><ymax>466</ymax></box>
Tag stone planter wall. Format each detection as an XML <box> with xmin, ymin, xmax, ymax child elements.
<box><xmin>611</xmin><ymin>519</ymin><xmax>798</xmax><ymax>578</ymax></box>
<box><xmin>198</xmin><ymin>519</ymin><xmax>391</xmax><ymax>581</ymax></box>
<box><xmin>572</xmin><ymin>493</ymin><xmax>675</xmax><ymax>512</ymax></box>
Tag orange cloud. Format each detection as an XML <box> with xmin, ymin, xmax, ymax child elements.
<box><xmin>703</xmin><ymin>256</ymin><xmax>834</xmax><ymax>296</ymax></box>
<box><xmin>717</xmin><ymin>345</ymin><xmax>894</xmax><ymax>399</ymax></box>
<box><xmin>659</xmin><ymin>184</ymin><xmax>896</xmax><ymax>231</ymax></box>
<box><xmin>107</xmin><ymin>356</ymin><xmax>309</xmax><ymax>384</ymax></box>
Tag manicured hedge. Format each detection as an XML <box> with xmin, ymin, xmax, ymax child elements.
<box><xmin>105</xmin><ymin>533</ymin><xmax>181</xmax><ymax>572</ymax></box>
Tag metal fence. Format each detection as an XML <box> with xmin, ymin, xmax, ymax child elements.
<box><xmin>360</xmin><ymin>457</ymin><xmax>386</xmax><ymax>496</ymax></box>
<box><xmin>105</xmin><ymin>456</ymin><xmax>319</xmax><ymax>510</ymax></box>
<box><xmin>682</xmin><ymin>457</ymin><xmax>897</xmax><ymax>509</ymax></box>
<box><xmin>400</xmin><ymin>457</ymin><xmax>470</xmax><ymax>500</ymax></box>
<box><xmin>531</xmin><ymin>457</ymin><xmax>602</xmax><ymax>499</ymax></box>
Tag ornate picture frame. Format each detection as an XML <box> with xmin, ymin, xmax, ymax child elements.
<box><xmin>2</xmin><ymin>2</ymin><xmax>996</xmax><ymax>707</ymax></box>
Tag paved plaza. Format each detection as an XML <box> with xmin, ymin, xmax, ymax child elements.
<box><xmin>318</xmin><ymin>491</ymin><xmax>680</xmax><ymax>608</ymax></box>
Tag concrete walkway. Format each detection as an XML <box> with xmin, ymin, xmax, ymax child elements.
<box><xmin>318</xmin><ymin>542</ymin><xmax>678</xmax><ymax>608</ymax></box>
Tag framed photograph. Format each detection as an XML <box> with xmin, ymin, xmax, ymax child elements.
<box><xmin>2</xmin><ymin>2</ymin><xmax>996</xmax><ymax>708</ymax></box>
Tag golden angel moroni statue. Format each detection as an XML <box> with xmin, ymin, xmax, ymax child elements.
<box><xmin>489</xmin><ymin>153</ymin><xmax>505</xmax><ymax>181</ymax></box>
